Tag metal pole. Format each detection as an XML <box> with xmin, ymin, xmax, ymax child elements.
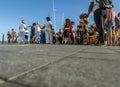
<box><xmin>62</xmin><ymin>13</ymin><xmax>64</xmax><ymax>27</ymax></box>
<box><xmin>2</xmin><ymin>33</ymin><xmax>4</xmax><ymax>44</ymax></box>
<box><xmin>53</xmin><ymin>0</ymin><xmax>56</xmax><ymax>32</ymax></box>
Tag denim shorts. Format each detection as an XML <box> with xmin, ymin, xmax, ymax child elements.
<box><xmin>107</xmin><ymin>21</ymin><xmax>115</xmax><ymax>30</ymax></box>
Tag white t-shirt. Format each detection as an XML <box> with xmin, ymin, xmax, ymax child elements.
<box><xmin>44</xmin><ymin>21</ymin><xmax>52</xmax><ymax>30</ymax></box>
<box><xmin>90</xmin><ymin>0</ymin><xmax>100</xmax><ymax>12</ymax></box>
<box><xmin>19</xmin><ymin>24</ymin><xmax>27</xmax><ymax>32</ymax></box>
<box><xmin>25</xmin><ymin>29</ymin><xmax>28</xmax><ymax>35</ymax></box>
<box><xmin>35</xmin><ymin>25</ymin><xmax>41</xmax><ymax>33</ymax></box>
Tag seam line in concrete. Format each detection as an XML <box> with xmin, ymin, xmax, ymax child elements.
<box><xmin>9</xmin><ymin>48</ymin><xmax>87</xmax><ymax>81</ymax></box>
<box><xmin>0</xmin><ymin>47</ymin><xmax>87</xmax><ymax>86</ymax></box>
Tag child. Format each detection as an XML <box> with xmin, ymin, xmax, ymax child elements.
<box><xmin>76</xmin><ymin>29</ymin><xmax>80</xmax><ymax>44</ymax></box>
<box><xmin>79</xmin><ymin>12</ymin><xmax>89</xmax><ymax>25</ymax></box>
<box><xmin>63</xmin><ymin>18</ymin><xmax>71</xmax><ymax>44</ymax></box>
<box><xmin>78</xmin><ymin>12</ymin><xmax>89</xmax><ymax>44</ymax></box>
<box><xmin>12</xmin><ymin>29</ymin><xmax>16</xmax><ymax>43</ymax></box>
<box><xmin>7</xmin><ymin>31</ymin><xmax>11</xmax><ymax>44</ymax></box>
<box><xmin>35</xmin><ymin>22</ymin><xmax>42</xmax><ymax>44</ymax></box>
<box><xmin>69</xmin><ymin>21</ymin><xmax>75</xmax><ymax>44</ymax></box>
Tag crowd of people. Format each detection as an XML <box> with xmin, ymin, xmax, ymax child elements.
<box><xmin>6</xmin><ymin>0</ymin><xmax>120</xmax><ymax>46</ymax></box>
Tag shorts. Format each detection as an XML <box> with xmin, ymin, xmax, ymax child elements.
<box><xmin>64</xmin><ymin>30</ymin><xmax>69</xmax><ymax>38</ymax></box>
<box><xmin>107</xmin><ymin>21</ymin><xmax>115</xmax><ymax>30</ymax></box>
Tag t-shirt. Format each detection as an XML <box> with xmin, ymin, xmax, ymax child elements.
<box><xmin>19</xmin><ymin>24</ymin><xmax>27</xmax><ymax>32</ymax></box>
<box><xmin>90</xmin><ymin>0</ymin><xmax>100</xmax><ymax>12</ymax></box>
<box><xmin>108</xmin><ymin>10</ymin><xmax>116</xmax><ymax>22</ymax></box>
<box><xmin>35</xmin><ymin>25</ymin><xmax>41</xmax><ymax>33</ymax></box>
<box><xmin>44</xmin><ymin>21</ymin><xmax>52</xmax><ymax>30</ymax></box>
<box><xmin>25</xmin><ymin>29</ymin><xmax>28</xmax><ymax>35</ymax></box>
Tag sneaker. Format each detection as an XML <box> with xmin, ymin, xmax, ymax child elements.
<box><xmin>100</xmin><ymin>45</ymin><xmax>107</xmax><ymax>48</ymax></box>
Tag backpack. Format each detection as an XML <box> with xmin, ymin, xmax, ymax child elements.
<box><xmin>115</xmin><ymin>16</ymin><xmax>120</xmax><ymax>28</ymax></box>
<box><xmin>96</xmin><ymin>0</ymin><xmax>112</xmax><ymax>9</ymax></box>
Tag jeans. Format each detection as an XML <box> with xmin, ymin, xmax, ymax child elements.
<box><xmin>20</xmin><ymin>31</ymin><xmax>26</xmax><ymax>44</ymax></box>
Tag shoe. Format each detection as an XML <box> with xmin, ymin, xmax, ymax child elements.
<box><xmin>100</xmin><ymin>45</ymin><xmax>107</xmax><ymax>48</ymax></box>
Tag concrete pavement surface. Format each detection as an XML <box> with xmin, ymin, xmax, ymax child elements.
<box><xmin>0</xmin><ymin>44</ymin><xmax>120</xmax><ymax>87</ymax></box>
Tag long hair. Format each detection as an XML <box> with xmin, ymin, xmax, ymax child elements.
<box><xmin>64</xmin><ymin>18</ymin><xmax>71</xmax><ymax>28</ymax></box>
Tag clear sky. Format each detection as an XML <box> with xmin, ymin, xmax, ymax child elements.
<box><xmin>0</xmin><ymin>0</ymin><xmax>120</xmax><ymax>40</ymax></box>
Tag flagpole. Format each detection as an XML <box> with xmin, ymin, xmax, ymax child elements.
<box><xmin>53</xmin><ymin>0</ymin><xmax>56</xmax><ymax>32</ymax></box>
<box><xmin>62</xmin><ymin>12</ymin><xmax>64</xmax><ymax>27</ymax></box>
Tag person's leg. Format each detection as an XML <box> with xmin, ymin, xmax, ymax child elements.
<box><xmin>49</xmin><ymin>30</ymin><xmax>53</xmax><ymax>44</ymax></box>
<box><xmin>35</xmin><ymin>32</ymin><xmax>39</xmax><ymax>43</ymax></box>
<box><xmin>59</xmin><ymin>37</ymin><xmax>62</xmax><ymax>44</ymax></box>
<box><xmin>26</xmin><ymin>35</ymin><xmax>28</xmax><ymax>44</ymax></box>
<box><xmin>39</xmin><ymin>33</ymin><xmax>42</xmax><ymax>43</ymax></box>
<box><xmin>45</xmin><ymin>30</ymin><xmax>49</xmax><ymax>44</ymax></box>
<box><xmin>8</xmin><ymin>38</ymin><xmax>10</xmax><ymax>44</ymax></box>
<box><xmin>112</xmin><ymin>30</ymin><xmax>116</xmax><ymax>46</ymax></box>
<box><xmin>43</xmin><ymin>33</ymin><xmax>46</xmax><ymax>44</ymax></box>
<box><xmin>22</xmin><ymin>31</ymin><xmax>26</xmax><ymax>44</ymax></box>
<box><xmin>109</xmin><ymin>29</ymin><xmax>113</xmax><ymax>46</ymax></box>
<box><xmin>94</xmin><ymin>9</ymin><xmax>106</xmax><ymax>45</ymax></box>
<box><xmin>20</xmin><ymin>32</ymin><xmax>23</xmax><ymax>44</ymax></box>
<box><xmin>80</xmin><ymin>31</ymin><xmax>84</xmax><ymax>44</ymax></box>
<box><xmin>107</xmin><ymin>22</ymin><xmax>113</xmax><ymax>46</ymax></box>
<box><xmin>25</xmin><ymin>35</ymin><xmax>27</xmax><ymax>44</ymax></box>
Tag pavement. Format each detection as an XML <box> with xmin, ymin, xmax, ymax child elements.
<box><xmin>0</xmin><ymin>44</ymin><xmax>120</xmax><ymax>87</ymax></box>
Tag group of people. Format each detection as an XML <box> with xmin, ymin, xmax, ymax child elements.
<box><xmin>88</xmin><ymin>0</ymin><xmax>120</xmax><ymax>46</ymax></box>
<box><xmin>7</xmin><ymin>17</ymin><xmax>56</xmax><ymax>44</ymax></box>
<box><xmin>7</xmin><ymin>29</ymin><xmax>17</xmax><ymax>44</ymax></box>
<box><xmin>7</xmin><ymin>0</ymin><xmax>120</xmax><ymax>46</ymax></box>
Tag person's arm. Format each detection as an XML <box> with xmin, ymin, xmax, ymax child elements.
<box><xmin>24</xmin><ymin>24</ymin><xmax>27</xmax><ymax>30</ymax></box>
<box><xmin>109</xmin><ymin>0</ymin><xmax>113</xmax><ymax>5</ymax></box>
<box><xmin>49</xmin><ymin>21</ymin><xmax>53</xmax><ymax>29</ymax></box>
<box><xmin>42</xmin><ymin>25</ymin><xmax>45</xmax><ymax>29</ymax></box>
<box><xmin>88</xmin><ymin>1</ymin><xmax>94</xmax><ymax>16</ymax></box>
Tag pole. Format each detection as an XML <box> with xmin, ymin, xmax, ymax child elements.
<box><xmin>62</xmin><ymin>13</ymin><xmax>64</xmax><ymax>27</ymax></box>
<box><xmin>53</xmin><ymin>0</ymin><xmax>56</xmax><ymax>32</ymax></box>
<box><xmin>2</xmin><ymin>33</ymin><xmax>4</xmax><ymax>44</ymax></box>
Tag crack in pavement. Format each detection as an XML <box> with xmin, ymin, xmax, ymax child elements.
<box><xmin>0</xmin><ymin>76</ymin><xmax>31</xmax><ymax>87</ymax></box>
<box><xmin>0</xmin><ymin>48</ymin><xmax>87</xmax><ymax>87</ymax></box>
<box><xmin>68</xmin><ymin>56</ymin><xmax>120</xmax><ymax>61</ymax></box>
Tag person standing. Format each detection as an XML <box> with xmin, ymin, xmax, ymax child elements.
<box><xmin>63</xmin><ymin>18</ymin><xmax>71</xmax><ymax>44</ymax></box>
<box><xmin>106</xmin><ymin>6</ymin><xmax>116</xmax><ymax>46</ymax></box>
<box><xmin>69</xmin><ymin>21</ymin><xmax>75</xmax><ymax>44</ymax></box>
<box><xmin>58</xmin><ymin>29</ymin><xmax>63</xmax><ymax>44</ymax></box>
<box><xmin>35</xmin><ymin>22</ymin><xmax>42</xmax><ymax>44</ymax></box>
<box><xmin>11</xmin><ymin>29</ymin><xmax>16</xmax><ymax>43</ymax></box>
<box><xmin>25</xmin><ymin>28</ymin><xmax>29</xmax><ymax>44</ymax></box>
<box><xmin>117</xmin><ymin>13</ymin><xmax>120</xmax><ymax>39</ymax></box>
<box><xmin>7</xmin><ymin>31</ymin><xmax>11</xmax><ymax>44</ymax></box>
<box><xmin>19</xmin><ymin>20</ymin><xmax>27</xmax><ymax>44</ymax></box>
<box><xmin>30</xmin><ymin>23</ymin><xmax>36</xmax><ymax>44</ymax></box>
<box><xmin>44</xmin><ymin>17</ymin><xmax>53</xmax><ymax>44</ymax></box>
<box><xmin>41</xmin><ymin>28</ymin><xmax>46</xmax><ymax>44</ymax></box>
<box><xmin>88</xmin><ymin>0</ymin><xmax>113</xmax><ymax>46</ymax></box>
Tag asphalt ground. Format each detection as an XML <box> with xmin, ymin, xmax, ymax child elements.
<box><xmin>0</xmin><ymin>44</ymin><xmax>120</xmax><ymax>87</ymax></box>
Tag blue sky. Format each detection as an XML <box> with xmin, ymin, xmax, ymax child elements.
<box><xmin>0</xmin><ymin>0</ymin><xmax>120</xmax><ymax>40</ymax></box>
